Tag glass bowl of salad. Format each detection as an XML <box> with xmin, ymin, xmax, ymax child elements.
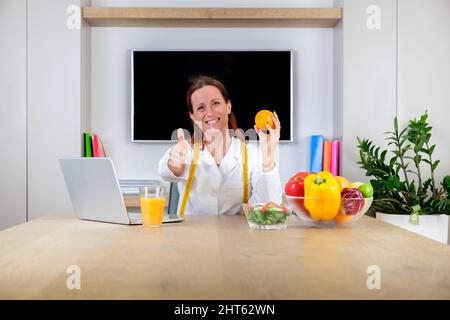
<box><xmin>242</xmin><ymin>202</ymin><xmax>291</xmax><ymax>230</ymax></box>
<box><xmin>286</xmin><ymin>194</ymin><xmax>373</xmax><ymax>227</ymax></box>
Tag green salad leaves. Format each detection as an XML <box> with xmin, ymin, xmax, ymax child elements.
<box><xmin>244</xmin><ymin>202</ymin><xmax>290</xmax><ymax>225</ymax></box>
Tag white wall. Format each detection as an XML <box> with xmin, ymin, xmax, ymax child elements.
<box><xmin>0</xmin><ymin>0</ymin><xmax>27</xmax><ymax>229</ymax></box>
<box><xmin>339</xmin><ymin>0</ymin><xmax>397</xmax><ymax>182</ymax></box>
<box><xmin>398</xmin><ymin>0</ymin><xmax>450</xmax><ymax>185</ymax></box>
<box><xmin>27</xmin><ymin>0</ymin><xmax>85</xmax><ymax>220</ymax></box>
<box><xmin>91</xmin><ymin>0</ymin><xmax>335</xmax><ymax>185</ymax></box>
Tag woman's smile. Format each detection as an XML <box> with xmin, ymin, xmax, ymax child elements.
<box><xmin>204</xmin><ymin>117</ymin><xmax>222</xmax><ymax>129</ymax></box>
<box><xmin>205</xmin><ymin>118</ymin><xmax>220</xmax><ymax>125</ymax></box>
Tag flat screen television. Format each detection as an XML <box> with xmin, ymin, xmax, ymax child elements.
<box><xmin>131</xmin><ymin>50</ymin><xmax>292</xmax><ymax>142</ymax></box>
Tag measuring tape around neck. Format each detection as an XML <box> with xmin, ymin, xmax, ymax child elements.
<box><xmin>178</xmin><ymin>141</ymin><xmax>249</xmax><ymax>217</ymax></box>
<box><xmin>242</xmin><ymin>141</ymin><xmax>249</xmax><ymax>204</ymax></box>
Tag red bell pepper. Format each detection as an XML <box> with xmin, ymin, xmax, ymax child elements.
<box><xmin>284</xmin><ymin>172</ymin><xmax>309</xmax><ymax>196</ymax></box>
<box><xmin>284</xmin><ymin>172</ymin><xmax>310</xmax><ymax>215</ymax></box>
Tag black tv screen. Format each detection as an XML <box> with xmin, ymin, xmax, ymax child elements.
<box><xmin>132</xmin><ymin>50</ymin><xmax>292</xmax><ymax>142</ymax></box>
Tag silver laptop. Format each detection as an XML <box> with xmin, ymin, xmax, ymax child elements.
<box><xmin>59</xmin><ymin>158</ymin><xmax>183</xmax><ymax>225</ymax></box>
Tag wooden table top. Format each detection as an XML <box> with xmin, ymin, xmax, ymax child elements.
<box><xmin>1</xmin><ymin>214</ymin><xmax>450</xmax><ymax>300</ymax></box>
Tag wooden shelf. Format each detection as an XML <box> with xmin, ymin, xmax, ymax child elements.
<box><xmin>82</xmin><ymin>7</ymin><xmax>342</xmax><ymax>28</ymax></box>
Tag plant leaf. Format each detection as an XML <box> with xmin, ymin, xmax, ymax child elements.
<box><xmin>432</xmin><ymin>160</ymin><xmax>440</xmax><ymax>172</ymax></box>
<box><xmin>429</xmin><ymin>144</ymin><xmax>436</xmax><ymax>155</ymax></box>
<box><xmin>443</xmin><ymin>176</ymin><xmax>450</xmax><ymax>194</ymax></box>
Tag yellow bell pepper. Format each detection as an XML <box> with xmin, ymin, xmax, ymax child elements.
<box><xmin>304</xmin><ymin>171</ymin><xmax>341</xmax><ymax>221</ymax></box>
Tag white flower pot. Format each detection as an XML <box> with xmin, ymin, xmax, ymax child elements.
<box><xmin>376</xmin><ymin>213</ymin><xmax>450</xmax><ymax>245</ymax></box>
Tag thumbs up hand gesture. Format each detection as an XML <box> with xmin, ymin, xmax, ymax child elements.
<box><xmin>168</xmin><ymin>129</ymin><xmax>188</xmax><ymax>177</ymax></box>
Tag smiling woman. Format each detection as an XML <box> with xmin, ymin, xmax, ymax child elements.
<box><xmin>158</xmin><ymin>75</ymin><xmax>283</xmax><ymax>216</ymax></box>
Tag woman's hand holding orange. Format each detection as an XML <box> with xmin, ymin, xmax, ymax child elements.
<box><xmin>254</xmin><ymin>111</ymin><xmax>281</xmax><ymax>172</ymax></box>
<box><xmin>168</xmin><ymin>129</ymin><xmax>188</xmax><ymax>177</ymax></box>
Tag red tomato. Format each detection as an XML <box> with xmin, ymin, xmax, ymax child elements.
<box><xmin>261</xmin><ymin>201</ymin><xmax>277</xmax><ymax>212</ymax></box>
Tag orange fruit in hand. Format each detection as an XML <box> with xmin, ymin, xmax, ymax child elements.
<box><xmin>255</xmin><ymin>110</ymin><xmax>275</xmax><ymax>130</ymax></box>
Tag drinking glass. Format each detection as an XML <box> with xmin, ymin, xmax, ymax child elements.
<box><xmin>139</xmin><ymin>186</ymin><xmax>165</xmax><ymax>228</ymax></box>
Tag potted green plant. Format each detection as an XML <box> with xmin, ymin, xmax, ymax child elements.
<box><xmin>357</xmin><ymin>112</ymin><xmax>450</xmax><ymax>244</ymax></box>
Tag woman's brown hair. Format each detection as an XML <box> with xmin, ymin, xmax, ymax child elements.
<box><xmin>186</xmin><ymin>75</ymin><xmax>243</xmax><ymax>143</ymax></box>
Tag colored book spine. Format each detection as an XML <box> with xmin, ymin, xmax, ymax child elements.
<box><xmin>84</xmin><ymin>132</ymin><xmax>93</xmax><ymax>157</ymax></box>
<box><xmin>91</xmin><ymin>134</ymin><xmax>106</xmax><ymax>157</ymax></box>
<box><xmin>322</xmin><ymin>140</ymin><xmax>332</xmax><ymax>172</ymax></box>
<box><xmin>331</xmin><ymin>140</ymin><xmax>340</xmax><ymax>176</ymax></box>
<box><xmin>309</xmin><ymin>135</ymin><xmax>324</xmax><ymax>173</ymax></box>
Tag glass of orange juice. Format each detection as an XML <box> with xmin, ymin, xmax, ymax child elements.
<box><xmin>139</xmin><ymin>185</ymin><xmax>165</xmax><ymax>228</ymax></box>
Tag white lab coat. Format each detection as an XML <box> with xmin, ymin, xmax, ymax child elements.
<box><xmin>158</xmin><ymin>137</ymin><xmax>282</xmax><ymax>215</ymax></box>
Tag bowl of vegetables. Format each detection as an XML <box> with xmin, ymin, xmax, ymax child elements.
<box><xmin>242</xmin><ymin>202</ymin><xmax>291</xmax><ymax>230</ymax></box>
<box><xmin>285</xmin><ymin>171</ymin><xmax>374</xmax><ymax>226</ymax></box>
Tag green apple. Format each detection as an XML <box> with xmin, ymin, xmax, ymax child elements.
<box><xmin>358</xmin><ymin>183</ymin><xmax>374</xmax><ymax>198</ymax></box>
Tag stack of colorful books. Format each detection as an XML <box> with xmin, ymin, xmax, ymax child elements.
<box><xmin>83</xmin><ymin>132</ymin><xmax>106</xmax><ymax>157</ymax></box>
<box><xmin>309</xmin><ymin>135</ymin><xmax>341</xmax><ymax>175</ymax></box>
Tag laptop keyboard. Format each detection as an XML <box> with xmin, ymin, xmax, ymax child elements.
<box><xmin>128</xmin><ymin>211</ymin><xmax>142</xmax><ymax>224</ymax></box>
